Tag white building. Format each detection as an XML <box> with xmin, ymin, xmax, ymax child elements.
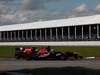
<box><xmin>0</xmin><ymin>15</ymin><xmax>100</xmax><ymax>46</ymax></box>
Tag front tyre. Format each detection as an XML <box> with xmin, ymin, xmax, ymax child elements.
<box><xmin>15</xmin><ymin>55</ymin><xmax>21</xmax><ymax>59</ymax></box>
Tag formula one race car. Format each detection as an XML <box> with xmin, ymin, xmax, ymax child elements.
<box><xmin>15</xmin><ymin>47</ymin><xmax>35</xmax><ymax>60</ymax></box>
<box><xmin>15</xmin><ymin>47</ymin><xmax>83</xmax><ymax>60</ymax></box>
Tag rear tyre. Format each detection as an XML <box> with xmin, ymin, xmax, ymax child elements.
<box><xmin>68</xmin><ymin>56</ymin><xmax>76</xmax><ymax>60</ymax></box>
<box><xmin>15</xmin><ymin>55</ymin><xmax>21</xmax><ymax>59</ymax></box>
<box><xmin>24</xmin><ymin>55</ymin><xmax>32</xmax><ymax>60</ymax></box>
<box><xmin>60</xmin><ymin>56</ymin><xmax>66</xmax><ymax>60</ymax></box>
<box><xmin>78</xmin><ymin>56</ymin><xmax>83</xmax><ymax>59</ymax></box>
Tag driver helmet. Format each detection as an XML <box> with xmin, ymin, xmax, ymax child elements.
<box><xmin>20</xmin><ymin>47</ymin><xmax>23</xmax><ymax>51</ymax></box>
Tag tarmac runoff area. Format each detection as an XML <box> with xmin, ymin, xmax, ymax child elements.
<box><xmin>0</xmin><ymin>58</ymin><xmax>100</xmax><ymax>71</ymax></box>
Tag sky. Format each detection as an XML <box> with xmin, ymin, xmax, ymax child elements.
<box><xmin>0</xmin><ymin>0</ymin><xmax>100</xmax><ymax>25</ymax></box>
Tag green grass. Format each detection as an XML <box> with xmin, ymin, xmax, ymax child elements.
<box><xmin>0</xmin><ymin>46</ymin><xmax>100</xmax><ymax>58</ymax></box>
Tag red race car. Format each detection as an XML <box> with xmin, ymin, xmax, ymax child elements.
<box><xmin>15</xmin><ymin>47</ymin><xmax>83</xmax><ymax>60</ymax></box>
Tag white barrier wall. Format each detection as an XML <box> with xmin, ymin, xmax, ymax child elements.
<box><xmin>0</xmin><ymin>41</ymin><xmax>100</xmax><ymax>46</ymax></box>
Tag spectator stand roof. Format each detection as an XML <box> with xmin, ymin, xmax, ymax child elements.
<box><xmin>0</xmin><ymin>14</ymin><xmax>100</xmax><ymax>31</ymax></box>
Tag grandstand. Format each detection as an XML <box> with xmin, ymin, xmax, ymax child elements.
<box><xmin>0</xmin><ymin>15</ymin><xmax>100</xmax><ymax>46</ymax></box>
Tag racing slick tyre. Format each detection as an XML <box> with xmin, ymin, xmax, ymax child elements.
<box><xmin>78</xmin><ymin>56</ymin><xmax>83</xmax><ymax>59</ymax></box>
<box><xmin>23</xmin><ymin>54</ymin><xmax>33</xmax><ymax>60</ymax></box>
<box><xmin>67</xmin><ymin>56</ymin><xmax>76</xmax><ymax>60</ymax></box>
<box><xmin>60</xmin><ymin>56</ymin><xmax>66</xmax><ymax>60</ymax></box>
<box><xmin>15</xmin><ymin>55</ymin><xmax>21</xmax><ymax>59</ymax></box>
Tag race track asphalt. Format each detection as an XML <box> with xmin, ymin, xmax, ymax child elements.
<box><xmin>0</xmin><ymin>58</ymin><xmax>100</xmax><ymax>71</ymax></box>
